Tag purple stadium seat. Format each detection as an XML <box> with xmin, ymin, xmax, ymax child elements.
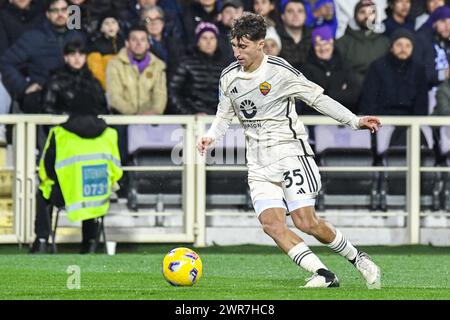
<box><xmin>376</xmin><ymin>125</ymin><xmax>433</xmax><ymax>155</ymax></box>
<box><xmin>314</xmin><ymin>125</ymin><xmax>371</xmax><ymax>154</ymax></box>
<box><xmin>206</xmin><ymin>123</ymin><xmax>245</xmax><ymax>149</ymax></box>
<box><xmin>376</xmin><ymin>125</ymin><xmax>396</xmax><ymax>155</ymax></box>
<box><xmin>313</xmin><ymin>125</ymin><xmax>376</xmax><ymax>210</ymax></box>
<box><xmin>204</xmin><ymin>124</ymin><xmax>246</xmax><ymax>165</ymax></box>
<box><xmin>440</xmin><ymin>126</ymin><xmax>450</xmax><ymax>155</ymax></box>
<box><xmin>204</xmin><ymin>123</ymin><xmax>249</xmax><ymax>205</ymax></box>
<box><xmin>0</xmin><ymin>81</ymin><xmax>11</xmax><ymax>114</ymax></box>
<box><xmin>127</xmin><ymin>124</ymin><xmax>184</xmax><ymax>154</ymax></box>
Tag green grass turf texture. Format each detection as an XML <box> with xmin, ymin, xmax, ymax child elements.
<box><xmin>0</xmin><ymin>244</ymin><xmax>448</xmax><ymax>300</ymax></box>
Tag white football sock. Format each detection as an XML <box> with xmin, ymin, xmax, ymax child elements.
<box><xmin>328</xmin><ymin>229</ymin><xmax>358</xmax><ymax>261</ymax></box>
<box><xmin>288</xmin><ymin>242</ymin><xmax>327</xmax><ymax>273</ymax></box>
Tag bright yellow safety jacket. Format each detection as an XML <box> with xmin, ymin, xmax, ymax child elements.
<box><xmin>39</xmin><ymin>125</ymin><xmax>123</xmax><ymax>222</ymax></box>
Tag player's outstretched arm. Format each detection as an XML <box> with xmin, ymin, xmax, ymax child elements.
<box><xmin>358</xmin><ymin>116</ymin><xmax>382</xmax><ymax>133</ymax></box>
<box><xmin>197</xmin><ymin>136</ymin><xmax>214</xmax><ymax>156</ymax></box>
<box><xmin>287</xmin><ymin>67</ymin><xmax>382</xmax><ymax>133</ymax></box>
<box><xmin>308</xmin><ymin>94</ymin><xmax>382</xmax><ymax>132</ymax></box>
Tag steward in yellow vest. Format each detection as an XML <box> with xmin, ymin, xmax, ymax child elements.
<box><xmin>30</xmin><ymin>114</ymin><xmax>122</xmax><ymax>254</ymax></box>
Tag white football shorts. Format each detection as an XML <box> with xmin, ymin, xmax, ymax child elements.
<box><xmin>248</xmin><ymin>155</ymin><xmax>321</xmax><ymax>217</ymax></box>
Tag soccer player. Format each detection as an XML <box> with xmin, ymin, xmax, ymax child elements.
<box><xmin>197</xmin><ymin>12</ymin><xmax>382</xmax><ymax>288</ymax></box>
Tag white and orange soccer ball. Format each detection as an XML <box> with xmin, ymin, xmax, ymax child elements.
<box><xmin>162</xmin><ymin>247</ymin><xmax>203</xmax><ymax>286</ymax></box>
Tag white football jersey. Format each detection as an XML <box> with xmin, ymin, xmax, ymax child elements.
<box><xmin>206</xmin><ymin>55</ymin><xmax>360</xmax><ymax>169</ymax></box>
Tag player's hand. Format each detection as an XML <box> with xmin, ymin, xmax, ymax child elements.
<box><xmin>197</xmin><ymin>136</ymin><xmax>214</xmax><ymax>156</ymax></box>
<box><xmin>359</xmin><ymin>116</ymin><xmax>381</xmax><ymax>133</ymax></box>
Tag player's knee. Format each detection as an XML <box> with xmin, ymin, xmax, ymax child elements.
<box><xmin>297</xmin><ymin>219</ymin><xmax>320</xmax><ymax>235</ymax></box>
<box><xmin>262</xmin><ymin>222</ymin><xmax>286</xmax><ymax>240</ymax></box>
<box><xmin>292</xmin><ymin>215</ymin><xmax>304</xmax><ymax>230</ymax></box>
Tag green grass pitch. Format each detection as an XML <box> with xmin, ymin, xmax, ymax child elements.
<box><xmin>0</xmin><ymin>244</ymin><xmax>448</xmax><ymax>300</ymax></box>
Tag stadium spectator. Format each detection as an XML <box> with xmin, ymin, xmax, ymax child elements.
<box><xmin>106</xmin><ymin>25</ymin><xmax>167</xmax><ymax>168</ymax></box>
<box><xmin>0</xmin><ymin>0</ymin><xmax>85</xmax><ymax>113</ymax></box>
<box><xmin>263</xmin><ymin>26</ymin><xmax>282</xmax><ymax>56</ymax></box>
<box><xmin>297</xmin><ymin>24</ymin><xmax>361</xmax><ymax>150</ymax></box>
<box><xmin>82</xmin><ymin>0</ymin><xmax>130</xmax><ymax>24</ymax></box>
<box><xmin>141</xmin><ymin>5</ymin><xmax>186</xmax><ymax>80</ymax></box>
<box><xmin>182</xmin><ymin>0</ymin><xmax>221</xmax><ymax>50</ymax></box>
<box><xmin>253</xmin><ymin>0</ymin><xmax>279</xmax><ymax>27</ymax></box>
<box><xmin>0</xmin><ymin>0</ymin><xmax>45</xmax><ymax>56</ymax></box>
<box><xmin>154</xmin><ymin>0</ymin><xmax>186</xmax><ymax>41</ymax></box>
<box><xmin>106</xmin><ymin>25</ymin><xmax>167</xmax><ymax>116</ymax></box>
<box><xmin>300</xmin><ymin>25</ymin><xmax>361</xmax><ymax>115</ymax></box>
<box><xmin>217</xmin><ymin>0</ymin><xmax>245</xmax><ymax>63</ymax></box>
<box><xmin>415</xmin><ymin>0</ymin><xmax>445</xmax><ymax>30</ymax></box>
<box><xmin>170</xmin><ymin>22</ymin><xmax>228</xmax><ymax>115</ymax></box>
<box><xmin>87</xmin><ymin>11</ymin><xmax>125</xmax><ymax>90</ymax></box>
<box><xmin>336</xmin><ymin>0</ymin><xmax>390</xmax><ymax>85</ymax></box>
<box><xmin>277</xmin><ymin>0</ymin><xmax>312</xmax><ymax>69</ymax></box>
<box><xmin>30</xmin><ymin>107</ymin><xmax>122</xmax><ymax>254</ymax></box>
<box><xmin>310</xmin><ymin>0</ymin><xmax>338</xmax><ymax>36</ymax></box>
<box><xmin>414</xmin><ymin>6</ymin><xmax>450</xmax><ymax>88</ymax></box>
<box><xmin>359</xmin><ymin>28</ymin><xmax>428</xmax><ymax>116</ymax></box>
<box><xmin>42</xmin><ymin>40</ymin><xmax>108</xmax><ymax>115</ymax></box>
<box><xmin>119</xmin><ymin>0</ymin><xmax>184</xmax><ymax>39</ymax></box>
<box><xmin>383</xmin><ymin>0</ymin><xmax>415</xmax><ymax>36</ymax></box>
<box><xmin>282</xmin><ymin>0</ymin><xmax>338</xmax><ymax>35</ymax></box>
<box><xmin>334</xmin><ymin>0</ymin><xmax>387</xmax><ymax>38</ymax></box>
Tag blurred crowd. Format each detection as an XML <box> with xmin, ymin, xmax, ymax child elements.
<box><xmin>0</xmin><ymin>0</ymin><xmax>450</xmax><ymax>147</ymax></box>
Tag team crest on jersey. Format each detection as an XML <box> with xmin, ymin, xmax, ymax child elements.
<box><xmin>259</xmin><ymin>82</ymin><xmax>271</xmax><ymax>96</ymax></box>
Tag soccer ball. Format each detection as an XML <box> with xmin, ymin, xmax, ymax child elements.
<box><xmin>162</xmin><ymin>247</ymin><xmax>203</xmax><ymax>286</ymax></box>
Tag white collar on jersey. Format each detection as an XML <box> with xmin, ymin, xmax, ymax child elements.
<box><xmin>236</xmin><ymin>54</ymin><xmax>268</xmax><ymax>79</ymax></box>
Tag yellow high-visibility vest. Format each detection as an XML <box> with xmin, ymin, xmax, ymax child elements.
<box><xmin>39</xmin><ymin>125</ymin><xmax>123</xmax><ymax>222</ymax></box>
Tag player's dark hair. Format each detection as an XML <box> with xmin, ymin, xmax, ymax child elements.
<box><xmin>45</xmin><ymin>0</ymin><xmax>68</xmax><ymax>12</ymax></box>
<box><xmin>126</xmin><ymin>24</ymin><xmax>149</xmax><ymax>40</ymax></box>
<box><xmin>230</xmin><ymin>12</ymin><xmax>267</xmax><ymax>42</ymax></box>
